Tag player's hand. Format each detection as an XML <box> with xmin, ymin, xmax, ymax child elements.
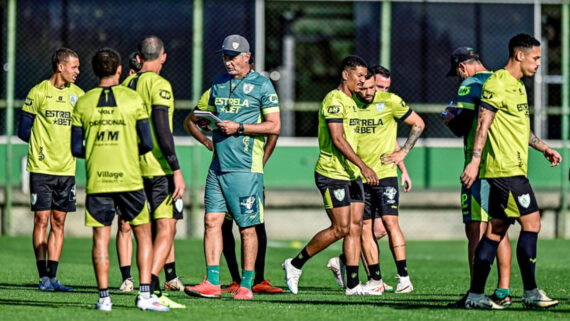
<box><xmin>203</xmin><ymin>139</ymin><xmax>214</xmax><ymax>151</ymax></box>
<box><xmin>401</xmin><ymin>171</ymin><xmax>412</xmax><ymax>192</ymax></box>
<box><xmin>460</xmin><ymin>162</ymin><xmax>479</xmax><ymax>189</ymax></box>
<box><xmin>196</xmin><ymin>118</ymin><xmax>212</xmax><ymax>131</ymax></box>
<box><xmin>361</xmin><ymin>165</ymin><xmax>379</xmax><ymax>186</ymax></box>
<box><xmin>172</xmin><ymin>169</ymin><xmax>185</xmax><ymax>201</ymax></box>
<box><xmin>217</xmin><ymin>120</ymin><xmax>239</xmax><ymax>135</ymax></box>
<box><xmin>544</xmin><ymin>147</ymin><xmax>561</xmax><ymax>167</ymax></box>
<box><xmin>381</xmin><ymin>150</ymin><xmax>407</xmax><ymax>168</ymax></box>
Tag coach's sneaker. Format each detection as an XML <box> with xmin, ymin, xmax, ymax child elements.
<box><xmin>155</xmin><ymin>293</ymin><xmax>186</xmax><ymax>309</ymax></box>
<box><xmin>395</xmin><ymin>275</ymin><xmax>413</xmax><ymax>293</ymax></box>
<box><xmin>184</xmin><ymin>280</ymin><xmax>222</xmax><ymax>298</ymax></box>
<box><xmin>136</xmin><ymin>293</ymin><xmax>170</xmax><ymax>311</ymax></box>
<box><xmin>233</xmin><ymin>286</ymin><xmax>254</xmax><ymax>300</ymax></box>
<box><xmin>50</xmin><ymin>278</ymin><xmax>73</xmax><ymax>292</ymax></box>
<box><xmin>119</xmin><ymin>277</ymin><xmax>134</xmax><ymax>292</ymax></box>
<box><xmin>282</xmin><ymin>258</ymin><xmax>302</xmax><ymax>294</ymax></box>
<box><xmin>327</xmin><ymin>256</ymin><xmax>346</xmax><ymax>289</ymax></box>
<box><xmin>364</xmin><ymin>279</ymin><xmax>386</xmax><ymax>294</ymax></box>
<box><xmin>165</xmin><ymin>277</ymin><xmax>185</xmax><ymax>292</ymax></box>
<box><xmin>39</xmin><ymin>276</ymin><xmax>54</xmax><ymax>291</ymax></box>
<box><xmin>522</xmin><ymin>289</ymin><xmax>559</xmax><ymax>308</ymax></box>
<box><xmin>94</xmin><ymin>297</ymin><xmax>113</xmax><ymax>312</ymax></box>
<box><xmin>222</xmin><ymin>281</ymin><xmax>240</xmax><ymax>295</ymax></box>
<box><xmin>252</xmin><ymin>280</ymin><xmax>283</xmax><ymax>294</ymax></box>
<box><xmin>345</xmin><ymin>283</ymin><xmax>383</xmax><ymax>296</ymax></box>
<box><xmin>464</xmin><ymin>292</ymin><xmax>504</xmax><ymax>310</ymax></box>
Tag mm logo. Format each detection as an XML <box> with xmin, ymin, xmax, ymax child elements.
<box><xmin>159</xmin><ymin>90</ymin><xmax>172</xmax><ymax>100</ymax></box>
<box><xmin>96</xmin><ymin>130</ymin><xmax>119</xmax><ymax>141</ymax></box>
<box><xmin>458</xmin><ymin>86</ymin><xmax>471</xmax><ymax>96</ymax></box>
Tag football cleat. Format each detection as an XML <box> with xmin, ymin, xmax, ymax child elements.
<box><xmin>184</xmin><ymin>280</ymin><xmax>222</xmax><ymax>298</ymax></box>
<box><xmin>489</xmin><ymin>293</ymin><xmax>513</xmax><ymax>306</ymax></box>
<box><xmin>252</xmin><ymin>280</ymin><xmax>283</xmax><ymax>294</ymax></box>
<box><xmin>164</xmin><ymin>277</ymin><xmax>185</xmax><ymax>292</ymax></box>
<box><xmin>221</xmin><ymin>281</ymin><xmax>240</xmax><ymax>295</ymax></box>
<box><xmin>282</xmin><ymin>258</ymin><xmax>302</xmax><ymax>294</ymax></box>
<box><xmin>522</xmin><ymin>289</ymin><xmax>559</xmax><ymax>309</ymax></box>
<box><xmin>50</xmin><ymin>278</ymin><xmax>72</xmax><ymax>292</ymax></box>
<box><xmin>39</xmin><ymin>276</ymin><xmax>54</xmax><ymax>291</ymax></box>
<box><xmin>447</xmin><ymin>291</ymin><xmax>468</xmax><ymax>308</ymax></box>
<box><xmin>155</xmin><ymin>293</ymin><xmax>186</xmax><ymax>309</ymax></box>
<box><xmin>233</xmin><ymin>286</ymin><xmax>254</xmax><ymax>300</ymax></box>
<box><xmin>136</xmin><ymin>294</ymin><xmax>170</xmax><ymax>311</ymax></box>
<box><xmin>465</xmin><ymin>292</ymin><xmax>504</xmax><ymax>310</ymax></box>
<box><xmin>94</xmin><ymin>297</ymin><xmax>113</xmax><ymax>311</ymax></box>
<box><xmin>364</xmin><ymin>279</ymin><xmax>386</xmax><ymax>294</ymax></box>
<box><xmin>119</xmin><ymin>277</ymin><xmax>134</xmax><ymax>292</ymax></box>
<box><xmin>327</xmin><ymin>256</ymin><xmax>346</xmax><ymax>289</ymax></box>
<box><xmin>345</xmin><ymin>283</ymin><xmax>383</xmax><ymax>296</ymax></box>
<box><xmin>395</xmin><ymin>275</ymin><xmax>413</xmax><ymax>293</ymax></box>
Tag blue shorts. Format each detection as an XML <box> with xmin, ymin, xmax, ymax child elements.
<box><xmin>205</xmin><ymin>165</ymin><xmax>264</xmax><ymax>228</ymax></box>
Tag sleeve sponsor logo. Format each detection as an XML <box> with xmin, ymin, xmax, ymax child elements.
<box><xmin>482</xmin><ymin>89</ymin><xmax>494</xmax><ymax>100</ymax></box>
<box><xmin>458</xmin><ymin>86</ymin><xmax>471</xmax><ymax>96</ymax></box>
<box><xmin>268</xmin><ymin>94</ymin><xmax>279</xmax><ymax>104</ymax></box>
<box><xmin>159</xmin><ymin>90</ymin><xmax>172</xmax><ymax>100</ymax></box>
<box><xmin>25</xmin><ymin>97</ymin><xmax>33</xmax><ymax>106</ymax></box>
<box><xmin>327</xmin><ymin>105</ymin><xmax>340</xmax><ymax>114</ymax></box>
<box><xmin>400</xmin><ymin>100</ymin><xmax>407</xmax><ymax>107</ymax></box>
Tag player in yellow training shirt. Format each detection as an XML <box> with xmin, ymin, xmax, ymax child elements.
<box><xmin>71</xmin><ymin>48</ymin><xmax>168</xmax><ymax>312</ymax></box>
<box><xmin>283</xmin><ymin>55</ymin><xmax>380</xmax><ymax>296</ymax></box>
<box><xmin>122</xmin><ymin>36</ymin><xmax>186</xmax><ymax>308</ymax></box>
<box><xmin>18</xmin><ymin>48</ymin><xmax>83</xmax><ymax>292</ymax></box>
<box><xmin>461</xmin><ymin>34</ymin><xmax>561</xmax><ymax>309</ymax></box>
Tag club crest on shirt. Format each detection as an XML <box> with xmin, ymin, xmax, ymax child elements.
<box><xmin>243</xmin><ymin>83</ymin><xmax>254</xmax><ymax>94</ymax></box>
<box><xmin>517</xmin><ymin>193</ymin><xmax>530</xmax><ymax>208</ymax></box>
<box><xmin>375</xmin><ymin>102</ymin><xmax>385</xmax><ymax>113</ymax></box>
<box><xmin>333</xmin><ymin>188</ymin><xmax>345</xmax><ymax>202</ymax></box>
<box><xmin>69</xmin><ymin>94</ymin><xmax>78</xmax><ymax>106</ymax></box>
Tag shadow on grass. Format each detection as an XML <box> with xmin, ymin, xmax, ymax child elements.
<box><xmin>0</xmin><ymin>298</ymin><xmax>132</xmax><ymax>310</ymax></box>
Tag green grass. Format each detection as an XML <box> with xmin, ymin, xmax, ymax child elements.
<box><xmin>0</xmin><ymin>236</ymin><xmax>568</xmax><ymax>320</ymax></box>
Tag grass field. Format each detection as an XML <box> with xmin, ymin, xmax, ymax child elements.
<box><xmin>0</xmin><ymin>236</ymin><xmax>568</xmax><ymax>320</ymax></box>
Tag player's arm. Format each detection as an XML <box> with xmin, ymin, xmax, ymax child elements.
<box><xmin>216</xmin><ymin>111</ymin><xmax>281</xmax><ymax>136</ymax></box>
<box><xmin>263</xmin><ymin>134</ymin><xmax>279</xmax><ymax>167</ymax></box>
<box><xmin>71</xmin><ymin>126</ymin><xmax>85</xmax><ymax>158</ymax></box>
<box><xmin>136</xmin><ymin>118</ymin><xmax>154</xmax><ymax>155</ymax></box>
<box><xmin>17</xmin><ymin>111</ymin><xmax>35</xmax><ymax>143</ymax></box>
<box><xmin>184</xmin><ymin>109</ymin><xmax>213</xmax><ymax>151</ymax></box>
<box><xmin>381</xmin><ymin>111</ymin><xmax>424</xmax><ymax>167</ymax></box>
<box><xmin>529</xmin><ymin>131</ymin><xmax>561</xmax><ymax>167</ymax></box>
<box><xmin>328</xmin><ymin>121</ymin><xmax>378</xmax><ymax>185</ymax></box>
<box><xmin>394</xmin><ymin>140</ymin><xmax>412</xmax><ymax>192</ymax></box>
<box><xmin>460</xmin><ymin>107</ymin><xmax>495</xmax><ymax>188</ymax></box>
<box><xmin>151</xmin><ymin>105</ymin><xmax>185</xmax><ymax>200</ymax></box>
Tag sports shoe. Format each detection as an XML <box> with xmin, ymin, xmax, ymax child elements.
<box><xmin>489</xmin><ymin>292</ymin><xmax>513</xmax><ymax>306</ymax></box>
<box><xmin>446</xmin><ymin>291</ymin><xmax>468</xmax><ymax>308</ymax></box>
<box><xmin>383</xmin><ymin>281</ymin><xmax>394</xmax><ymax>292</ymax></box>
<box><xmin>364</xmin><ymin>279</ymin><xmax>386</xmax><ymax>294</ymax></box>
<box><xmin>164</xmin><ymin>277</ymin><xmax>185</xmax><ymax>292</ymax></box>
<box><xmin>464</xmin><ymin>292</ymin><xmax>504</xmax><ymax>310</ymax></box>
<box><xmin>94</xmin><ymin>297</ymin><xmax>112</xmax><ymax>311</ymax></box>
<box><xmin>184</xmin><ymin>280</ymin><xmax>222</xmax><ymax>298</ymax></box>
<box><xmin>522</xmin><ymin>288</ymin><xmax>559</xmax><ymax>308</ymax></box>
<box><xmin>221</xmin><ymin>281</ymin><xmax>240</xmax><ymax>295</ymax></box>
<box><xmin>50</xmin><ymin>278</ymin><xmax>72</xmax><ymax>292</ymax></box>
<box><xmin>39</xmin><ymin>276</ymin><xmax>54</xmax><ymax>291</ymax></box>
<box><xmin>395</xmin><ymin>275</ymin><xmax>413</xmax><ymax>293</ymax></box>
<box><xmin>119</xmin><ymin>277</ymin><xmax>134</xmax><ymax>292</ymax></box>
<box><xmin>252</xmin><ymin>280</ymin><xmax>283</xmax><ymax>294</ymax></box>
<box><xmin>156</xmin><ymin>293</ymin><xmax>186</xmax><ymax>309</ymax></box>
<box><xmin>233</xmin><ymin>286</ymin><xmax>254</xmax><ymax>300</ymax></box>
<box><xmin>136</xmin><ymin>293</ymin><xmax>170</xmax><ymax>311</ymax></box>
<box><xmin>345</xmin><ymin>283</ymin><xmax>383</xmax><ymax>296</ymax></box>
<box><xmin>327</xmin><ymin>256</ymin><xmax>346</xmax><ymax>289</ymax></box>
<box><xmin>282</xmin><ymin>258</ymin><xmax>302</xmax><ymax>294</ymax></box>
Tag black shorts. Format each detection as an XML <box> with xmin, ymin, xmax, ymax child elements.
<box><xmin>487</xmin><ymin>176</ymin><xmax>539</xmax><ymax>220</ymax></box>
<box><xmin>29</xmin><ymin>173</ymin><xmax>76</xmax><ymax>212</ymax></box>
<box><xmin>143</xmin><ymin>175</ymin><xmax>183</xmax><ymax>220</ymax></box>
<box><xmin>85</xmin><ymin>190</ymin><xmax>150</xmax><ymax>227</ymax></box>
<box><xmin>363</xmin><ymin>177</ymin><xmax>399</xmax><ymax>220</ymax></box>
<box><xmin>315</xmin><ymin>172</ymin><xmax>364</xmax><ymax>209</ymax></box>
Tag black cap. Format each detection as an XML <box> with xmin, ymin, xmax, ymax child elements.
<box><xmin>447</xmin><ymin>46</ymin><xmax>479</xmax><ymax>77</ymax></box>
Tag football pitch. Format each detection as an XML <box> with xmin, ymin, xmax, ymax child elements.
<box><xmin>0</xmin><ymin>236</ymin><xmax>568</xmax><ymax>321</ymax></box>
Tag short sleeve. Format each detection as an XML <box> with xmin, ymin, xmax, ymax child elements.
<box><xmin>151</xmin><ymin>78</ymin><xmax>174</xmax><ymax>109</ymax></box>
<box><xmin>456</xmin><ymin>82</ymin><xmax>481</xmax><ymax>111</ymax></box>
<box><xmin>260</xmin><ymin>80</ymin><xmax>280</xmax><ymax>115</ymax></box>
<box><xmin>321</xmin><ymin>94</ymin><xmax>345</xmax><ymax>123</ymax></box>
<box><xmin>197</xmin><ymin>89</ymin><xmax>215</xmax><ymax>112</ymax></box>
<box><xmin>480</xmin><ymin>77</ymin><xmax>503</xmax><ymax>112</ymax></box>
<box><xmin>71</xmin><ymin>100</ymin><xmax>83</xmax><ymax>127</ymax></box>
<box><xmin>22</xmin><ymin>86</ymin><xmax>42</xmax><ymax>115</ymax></box>
<box><xmin>391</xmin><ymin>94</ymin><xmax>411</xmax><ymax>120</ymax></box>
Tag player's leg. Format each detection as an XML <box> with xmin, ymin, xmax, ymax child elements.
<box><xmin>491</xmin><ymin>234</ymin><xmax>512</xmax><ymax>305</ymax></box>
<box><xmin>221</xmin><ymin>215</ymin><xmax>241</xmax><ymax>294</ymax></box>
<box><xmin>236</xmin><ymin>225</ymin><xmax>257</xmax><ymax>299</ymax></box>
<box><xmin>116</xmin><ymin>217</ymin><xmax>134</xmax><ymax>291</ymax></box>
<box><xmin>164</xmin><ymin>242</ymin><xmax>185</xmax><ymax>291</ymax></box>
<box><xmin>373</xmin><ymin>217</ymin><xmax>388</xmax><ymax>240</ymax></box>
<box><xmin>30</xmin><ymin>173</ymin><xmax>55</xmax><ymax>291</ymax></box>
<box><xmin>252</xmin><ymin>222</ymin><xmax>282</xmax><ymax>293</ymax></box>
<box><xmin>344</xmin><ymin>201</ymin><xmax>364</xmax><ymax>292</ymax></box>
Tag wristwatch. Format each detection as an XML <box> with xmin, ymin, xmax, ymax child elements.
<box><xmin>237</xmin><ymin>123</ymin><xmax>244</xmax><ymax>134</ymax></box>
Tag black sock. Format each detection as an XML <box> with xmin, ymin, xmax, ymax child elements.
<box><xmin>517</xmin><ymin>231</ymin><xmax>538</xmax><ymax>291</ymax></box>
<box><xmin>291</xmin><ymin>247</ymin><xmax>311</xmax><ymax>269</ymax></box>
<box><xmin>368</xmin><ymin>264</ymin><xmax>382</xmax><ymax>281</ymax></box>
<box><xmin>254</xmin><ymin>224</ymin><xmax>267</xmax><ymax>284</ymax></box>
<box><xmin>140</xmin><ymin>284</ymin><xmax>150</xmax><ymax>294</ymax></box>
<box><xmin>470</xmin><ymin>236</ymin><xmax>499</xmax><ymax>294</ymax></box>
<box><xmin>395</xmin><ymin>260</ymin><xmax>408</xmax><ymax>277</ymax></box>
<box><xmin>346</xmin><ymin>265</ymin><xmax>359</xmax><ymax>289</ymax></box>
<box><xmin>222</xmin><ymin>219</ymin><xmax>241</xmax><ymax>283</ymax></box>
<box><xmin>339</xmin><ymin>253</ymin><xmax>346</xmax><ymax>264</ymax></box>
<box><xmin>36</xmin><ymin>260</ymin><xmax>48</xmax><ymax>278</ymax></box>
<box><xmin>164</xmin><ymin>262</ymin><xmax>177</xmax><ymax>282</ymax></box>
<box><xmin>151</xmin><ymin>274</ymin><xmax>162</xmax><ymax>296</ymax></box>
<box><xmin>120</xmin><ymin>265</ymin><xmax>131</xmax><ymax>281</ymax></box>
<box><xmin>99</xmin><ymin>288</ymin><xmax>109</xmax><ymax>299</ymax></box>
<box><xmin>47</xmin><ymin>260</ymin><xmax>58</xmax><ymax>278</ymax></box>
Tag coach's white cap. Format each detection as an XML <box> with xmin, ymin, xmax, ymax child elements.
<box><xmin>217</xmin><ymin>34</ymin><xmax>250</xmax><ymax>56</ymax></box>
